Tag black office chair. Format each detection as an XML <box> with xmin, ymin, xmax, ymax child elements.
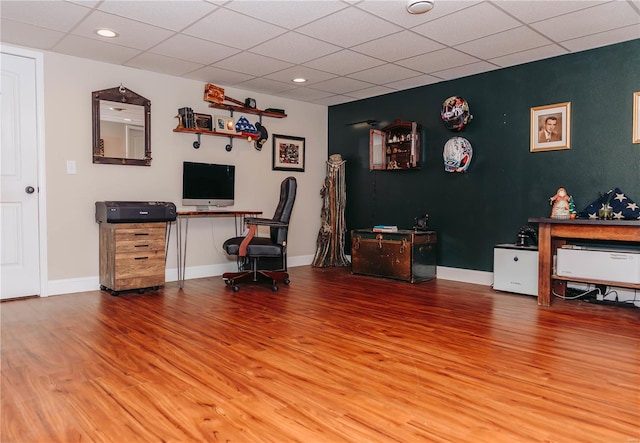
<box><xmin>222</xmin><ymin>176</ymin><xmax>297</xmax><ymax>292</ymax></box>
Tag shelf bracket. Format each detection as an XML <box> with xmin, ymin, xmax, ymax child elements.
<box><xmin>226</xmin><ymin>137</ymin><xmax>233</xmax><ymax>152</ymax></box>
<box><xmin>193</xmin><ymin>133</ymin><xmax>201</xmax><ymax>149</ymax></box>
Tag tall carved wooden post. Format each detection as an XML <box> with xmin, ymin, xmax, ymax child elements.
<box><xmin>312</xmin><ymin>154</ymin><xmax>350</xmax><ymax>267</ymax></box>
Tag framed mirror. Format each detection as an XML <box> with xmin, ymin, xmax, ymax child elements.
<box><xmin>92</xmin><ymin>85</ymin><xmax>151</xmax><ymax>166</ymax></box>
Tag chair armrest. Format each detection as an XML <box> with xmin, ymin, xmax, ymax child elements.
<box><xmin>238</xmin><ymin>218</ymin><xmax>288</xmax><ymax>257</ymax></box>
<box><xmin>245</xmin><ymin>217</ymin><xmax>288</xmax><ymax>228</ymax></box>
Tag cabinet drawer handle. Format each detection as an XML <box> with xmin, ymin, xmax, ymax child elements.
<box><xmin>134</xmin><ymin>256</ymin><xmax>149</xmax><ymax>260</ymax></box>
<box><xmin>376</xmin><ymin>233</ymin><xmax>383</xmax><ymax>249</ymax></box>
<box><xmin>134</xmin><ymin>244</ymin><xmax>149</xmax><ymax>248</ymax></box>
<box><xmin>353</xmin><ymin>235</ymin><xmax>361</xmax><ymax>250</ymax></box>
<box><xmin>134</xmin><ymin>233</ymin><xmax>150</xmax><ymax>236</ymax></box>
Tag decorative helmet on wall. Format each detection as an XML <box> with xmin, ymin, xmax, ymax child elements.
<box><xmin>443</xmin><ymin>137</ymin><xmax>473</xmax><ymax>173</ymax></box>
<box><xmin>440</xmin><ymin>96</ymin><xmax>473</xmax><ymax>131</ymax></box>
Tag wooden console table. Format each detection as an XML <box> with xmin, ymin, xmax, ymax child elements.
<box><xmin>528</xmin><ymin>218</ymin><xmax>640</xmax><ymax>306</ymax></box>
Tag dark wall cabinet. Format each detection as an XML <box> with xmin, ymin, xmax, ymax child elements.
<box><xmin>370</xmin><ymin>119</ymin><xmax>421</xmax><ymax>170</ymax></box>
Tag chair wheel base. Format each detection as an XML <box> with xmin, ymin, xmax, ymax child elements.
<box><xmin>222</xmin><ymin>269</ymin><xmax>289</xmax><ymax>292</ymax></box>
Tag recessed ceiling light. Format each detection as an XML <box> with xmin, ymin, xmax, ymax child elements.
<box><xmin>406</xmin><ymin>0</ymin><xmax>434</xmax><ymax>14</ymax></box>
<box><xmin>292</xmin><ymin>78</ymin><xmax>307</xmax><ymax>83</ymax></box>
<box><xmin>96</xmin><ymin>28</ymin><xmax>118</xmax><ymax>38</ymax></box>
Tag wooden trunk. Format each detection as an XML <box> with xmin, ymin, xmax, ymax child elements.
<box><xmin>351</xmin><ymin>229</ymin><xmax>436</xmax><ymax>283</ymax></box>
<box><xmin>99</xmin><ymin>222</ymin><xmax>166</xmax><ymax>293</ymax></box>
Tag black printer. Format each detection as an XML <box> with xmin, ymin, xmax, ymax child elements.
<box><xmin>95</xmin><ymin>201</ymin><xmax>177</xmax><ymax>224</ymax></box>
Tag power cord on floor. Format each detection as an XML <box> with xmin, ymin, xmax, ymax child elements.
<box><xmin>552</xmin><ymin>286</ymin><xmax>599</xmax><ymax>300</ymax></box>
<box><xmin>554</xmin><ymin>285</ymin><xmax>640</xmax><ymax>308</ymax></box>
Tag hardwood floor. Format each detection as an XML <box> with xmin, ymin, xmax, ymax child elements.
<box><xmin>1</xmin><ymin>266</ymin><xmax>638</xmax><ymax>442</ymax></box>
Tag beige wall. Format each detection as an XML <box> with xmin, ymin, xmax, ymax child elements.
<box><xmin>42</xmin><ymin>51</ymin><xmax>327</xmax><ymax>286</ymax></box>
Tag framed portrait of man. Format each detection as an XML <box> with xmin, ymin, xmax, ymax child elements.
<box><xmin>530</xmin><ymin>102</ymin><xmax>571</xmax><ymax>152</ymax></box>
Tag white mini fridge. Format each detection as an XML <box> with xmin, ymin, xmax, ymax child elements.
<box><xmin>493</xmin><ymin>244</ymin><xmax>538</xmax><ymax>296</ymax></box>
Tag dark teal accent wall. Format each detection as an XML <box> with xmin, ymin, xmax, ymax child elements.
<box><xmin>328</xmin><ymin>39</ymin><xmax>640</xmax><ymax>272</ymax></box>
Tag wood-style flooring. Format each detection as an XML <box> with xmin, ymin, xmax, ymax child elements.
<box><xmin>1</xmin><ymin>266</ymin><xmax>639</xmax><ymax>442</ymax></box>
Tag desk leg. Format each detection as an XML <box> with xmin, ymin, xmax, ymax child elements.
<box><xmin>177</xmin><ymin>217</ymin><xmax>188</xmax><ymax>289</ymax></box>
<box><xmin>537</xmin><ymin>223</ymin><xmax>552</xmax><ymax>306</ymax></box>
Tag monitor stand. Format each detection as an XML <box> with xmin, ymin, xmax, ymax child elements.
<box><xmin>195</xmin><ymin>205</ymin><xmax>211</xmax><ymax>212</ymax></box>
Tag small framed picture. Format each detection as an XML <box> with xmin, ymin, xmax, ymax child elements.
<box><xmin>633</xmin><ymin>91</ymin><xmax>639</xmax><ymax>143</ymax></box>
<box><xmin>530</xmin><ymin>102</ymin><xmax>571</xmax><ymax>152</ymax></box>
<box><xmin>194</xmin><ymin>113</ymin><xmax>212</xmax><ymax>131</ymax></box>
<box><xmin>214</xmin><ymin>115</ymin><xmax>237</xmax><ymax>134</ymax></box>
<box><xmin>204</xmin><ymin>83</ymin><xmax>224</xmax><ymax>104</ymax></box>
<box><xmin>272</xmin><ymin>134</ymin><xmax>305</xmax><ymax>172</ymax></box>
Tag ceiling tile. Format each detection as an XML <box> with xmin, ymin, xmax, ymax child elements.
<box><xmin>495</xmin><ymin>1</ymin><xmax>608</xmax><ymax>24</ymax></box>
<box><xmin>560</xmin><ymin>24</ymin><xmax>640</xmax><ymax>53</ymax></box>
<box><xmin>296</xmin><ymin>7</ymin><xmax>402</xmax><ymax>47</ymax></box>
<box><xmin>233</xmin><ymin>77</ymin><xmax>296</xmax><ymax>95</ymax></box>
<box><xmin>249</xmin><ymin>32</ymin><xmax>341</xmax><ymax>64</ymax></box>
<box><xmin>531</xmin><ymin>2</ymin><xmax>640</xmax><ymax>42</ymax></box>
<box><xmin>53</xmin><ymin>35</ymin><xmax>142</xmax><ymax>65</ymax></box>
<box><xmin>150</xmin><ymin>34</ymin><xmax>241</xmax><ymax>65</ymax></box>
<box><xmin>125</xmin><ymin>52</ymin><xmax>204</xmax><ymax>77</ymax></box>
<box><xmin>264</xmin><ymin>66</ymin><xmax>337</xmax><ymax>85</ymax></box>
<box><xmin>183</xmin><ymin>8</ymin><xmax>286</xmax><ymax>50</ymax></box>
<box><xmin>97</xmin><ymin>1</ymin><xmax>218</xmax><ymax>31</ymax></box>
<box><xmin>212</xmin><ymin>52</ymin><xmax>293</xmax><ymax>77</ymax></box>
<box><xmin>71</xmin><ymin>10</ymin><xmax>174</xmax><ymax>50</ymax></box>
<box><xmin>347</xmin><ymin>63</ymin><xmax>423</xmax><ymax>84</ymax></box>
<box><xmin>0</xmin><ymin>0</ymin><xmax>91</xmax><ymax>31</ymax></box>
<box><xmin>310</xmin><ymin>77</ymin><xmax>375</xmax><ymax>95</ymax></box>
<box><xmin>412</xmin><ymin>2</ymin><xmax>521</xmax><ymax>45</ymax></box>
<box><xmin>67</xmin><ymin>0</ymin><xmax>99</xmax><ymax>6</ymax></box>
<box><xmin>183</xmin><ymin>66</ymin><xmax>255</xmax><ymax>85</ymax></box>
<box><xmin>277</xmin><ymin>87</ymin><xmax>336</xmax><ymax>102</ymax></box>
<box><xmin>396</xmin><ymin>48</ymin><xmax>480</xmax><ymax>74</ymax></box>
<box><xmin>312</xmin><ymin>94</ymin><xmax>354</xmax><ymax>106</ymax></box>
<box><xmin>431</xmin><ymin>60</ymin><xmax>499</xmax><ymax>80</ymax></box>
<box><xmin>383</xmin><ymin>74</ymin><xmax>441</xmax><ymax>91</ymax></box>
<box><xmin>489</xmin><ymin>44</ymin><xmax>568</xmax><ymax>68</ymax></box>
<box><xmin>223</xmin><ymin>0</ymin><xmax>348</xmax><ymax>28</ymax></box>
<box><xmin>303</xmin><ymin>50</ymin><xmax>385</xmax><ymax>76</ymax></box>
<box><xmin>0</xmin><ymin>19</ymin><xmax>66</xmax><ymax>50</ymax></box>
<box><xmin>345</xmin><ymin>85</ymin><xmax>396</xmax><ymax>100</ymax></box>
<box><xmin>356</xmin><ymin>0</ymin><xmax>482</xmax><ymax>28</ymax></box>
<box><xmin>1</xmin><ymin>0</ymin><xmax>636</xmax><ymax>106</ymax></box>
<box><xmin>351</xmin><ymin>30</ymin><xmax>445</xmax><ymax>62</ymax></box>
<box><xmin>456</xmin><ymin>26</ymin><xmax>553</xmax><ymax>60</ymax></box>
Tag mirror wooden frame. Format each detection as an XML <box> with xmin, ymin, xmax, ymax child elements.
<box><xmin>92</xmin><ymin>86</ymin><xmax>151</xmax><ymax>166</ymax></box>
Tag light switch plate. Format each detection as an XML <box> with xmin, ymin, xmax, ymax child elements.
<box><xmin>66</xmin><ymin>160</ymin><xmax>76</xmax><ymax>174</ymax></box>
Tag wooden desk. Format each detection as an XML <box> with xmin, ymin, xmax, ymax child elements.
<box><xmin>175</xmin><ymin>210</ymin><xmax>262</xmax><ymax>288</ymax></box>
<box><xmin>528</xmin><ymin>217</ymin><xmax>640</xmax><ymax>306</ymax></box>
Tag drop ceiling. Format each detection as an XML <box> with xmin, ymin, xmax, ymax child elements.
<box><xmin>2</xmin><ymin>0</ymin><xmax>639</xmax><ymax>106</ymax></box>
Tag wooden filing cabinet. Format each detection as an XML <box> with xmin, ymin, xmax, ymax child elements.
<box><xmin>351</xmin><ymin>229</ymin><xmax>437</xmax><ymax>283</ymax></box>
<box><xmin>99</xmin><ymin>222</ymin><xmax>166</xmax><ymax>295</ymax></box>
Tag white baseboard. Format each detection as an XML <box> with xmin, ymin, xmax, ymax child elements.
<box><xmin>45</xmin><ymin>255</ymin><xmax>317</xmax><ymax>296</ymax></box>
<box><xmin>46</xmin><ymin>276</ymin><xmax>99</xmax><ymax>296</ymax></box>
<box><xmin>436</xmin><ymin>266</ymin><xmax>493</xmax><ymax>286</ymax></box>
<box><xmin>42</xmin><ymin>261</ymin><xmax>640</xmax><ymax>308</ymax></box>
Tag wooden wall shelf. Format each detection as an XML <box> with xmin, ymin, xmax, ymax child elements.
<box><xmin>175</xmin><ymin>100</ymin><xmax>285</xmax><ymax>150</ymax></box>
<box><xmin>173</xmin><ymin>126</ymin><xmax>250</xmax><ymax>150</ymax></box>
<box><xmin>208</xmin><ymin>102</ymin><xmax>287</xmax><ymax>119</ymax></box>
<box><xmin>173</xmin><ymin>126</ymin><xmax>248</xmax><ymax>139</ymax></box>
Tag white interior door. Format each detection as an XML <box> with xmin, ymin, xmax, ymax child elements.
<box><xmin>1</xmin><ymin>51</ymin><xmax>41</xmax><ymax>299</ymax></box>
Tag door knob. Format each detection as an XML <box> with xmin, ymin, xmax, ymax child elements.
<box><xmin>25</xmin><ymin>186</ymin><xmax>35</xmax><ymax>194</ymax></box>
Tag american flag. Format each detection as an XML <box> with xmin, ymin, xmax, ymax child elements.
<box><xmin>579</xmin><ymin>188</ymin><xmax>640</xmax><ymax>220</ymax></box>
